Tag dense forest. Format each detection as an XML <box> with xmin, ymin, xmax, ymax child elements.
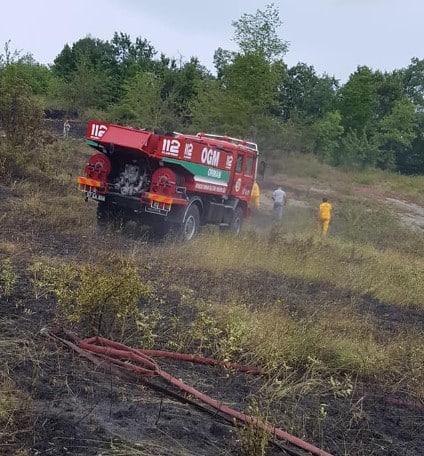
<box><xmin>1</xmin><ymin>4</ymin><xmax>424</xmax><ymax>174</ymax></box>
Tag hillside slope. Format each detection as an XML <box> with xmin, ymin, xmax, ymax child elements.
<box><xmin>1</xmin><ymin>136</ymin><xmax>423</xmax><ymax>456</ymax></box>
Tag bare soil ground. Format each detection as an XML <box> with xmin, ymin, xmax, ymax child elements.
<box><xmin>1</xmin><ymin>171</ymin><xmax>423</xmax><ymax>456</ymax></box>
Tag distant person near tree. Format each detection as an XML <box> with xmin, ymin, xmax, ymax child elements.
<box><xmin>63</xmin><ymin>119</ymin><xmax>71</xmax><ymax>139</ymax></box>
<box><xmin>318</xmin><ymin>197</ymin><xmax>333</xmax><ymax>236</ymax></box>
<box><xmin>272</xmin><ymin>186</ymin><xmax>287</xmax><ymax>221</ymax></box>
<box><xmin>250</xmin><ymin>181</ymin><xmax>261</xmax><ymax>211</ymax></box>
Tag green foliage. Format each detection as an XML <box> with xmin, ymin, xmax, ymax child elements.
<box><xmin>0</xmin><ymin>65</ymin><xmax>44</xmax><ymax>147</ymax></box>
<box><xmin>312</xmin><ymin>111</ymin><xmax>344</xmax><ymax>162</ymax></box>
<box><xmin>374</xmin><ymin>97</ymin><xmax>418</xmax><ymax>169</ymax></box>
<box><xmin>232</xmin><ymin>3</ymin><xmax>288</xmax><ymax>62</ymax></box>
<box><xmin>280</xmin><ymin>63</ymin><xmax>338</xmax><ymax>121</ymax></box>
<box><xmin>190</xmin><ymin>80</ymin><xmax>253</xmax><ymax>136</ymax></box>
<box><xmin>337</xmin><ymin>129</ymin><xmax>380</xmax><ymax>168</ymax></box>
<box><xmin>29</xmin><ymin>256</ymin><xmax>152</xmax><ymax>337</ymax></box>
<box><xmin>3</xmin><ymin>62</ymin><xmax>52</xmax><ymax>96</ymax></box>
<box><xmin>375</xmin><ymin>70</ymin><xmax>404</xmax><ymax>118</ymax></box>
<box><xmin>402</xmin><ymin>57</ymin><xmax>424</xmax><ymax>110</ymax></box>
<box><xmin>111</xmin><ymin>72</ymin><xmax>163</xmax><ymax>128</ymax></box>
<box><xmin>163</xmin><ymin>58</ymin><xmax>209</xmax><ymax>127</ymax></box>
<box><xmin>53</xmin><ymin>54</ymin><xmax>114</xmax><ymax>115</ymax></box>
<box><xmin>0</xmin><ymin>259</ymin><xmax>17</xmax><ymax>299</ymax></box>
<box><xmin>338</xmin><ymin>66</ymin><xmax>380</xmax><ymax>134</ymax></box>
<box><xmin>221</xmin><ymin>53</ymin><xmax>281</xmax><ymax>116</ymax></box>
<box><xmin>1</xmin><ymin>7</ymin><xmax>423</xmax><ymax>175</ymax></box>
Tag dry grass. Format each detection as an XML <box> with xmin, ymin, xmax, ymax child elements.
<box><xmin>162</xmin><ymin>232</ymin><xmax>423</xmax><ymax>308</ymax></box>
<box><xmin>1</xmin><ymin>133</ymin><xmax>424</xmax><ymax>454</ymax></box>
<box><xmin>158</xmin><ymin>296</ymin><xmax>424</xmax><ymax>397</ymax></box>
<box><xmin>0</xmin><ymin>327</ymin><xmax>38</xmax><ymax>455</ymax></box>
<box><xmin>268</xmin><ymin>153</ymin><xmax>424</xmax><ymax>206</ymax></box>
<box><xmin>353</xmin><ymin>168</ymin><xmax>424</xmax><ymax>205</ymax></box>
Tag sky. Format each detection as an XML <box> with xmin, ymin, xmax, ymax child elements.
<box><xmin>2</xmin><ymin>0</ymin><xmax>424</xmax><ymax>82</ymax></box>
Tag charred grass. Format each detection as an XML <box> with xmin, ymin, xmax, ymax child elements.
<box><xmin>0</xmin><ymin>136</ymin><xmax>424</xmax><ymax>455</ymax></box>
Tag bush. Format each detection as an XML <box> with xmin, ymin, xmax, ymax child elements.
<box><xmin>0</xmin><ymin>65</ymin><xmax>44</xmax><ymax>147</ymax></box>
<box><xmin>29</xmin><ymin>255</ymin><xmax>152</xmax><ymax>339</ymax></box>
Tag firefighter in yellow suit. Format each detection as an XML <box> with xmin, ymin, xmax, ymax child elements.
<box><xmin>250</xmin><ymin>181</ymin><xmax>261</xmax><ymax>210</ymax></box>
<box><xmin>318</xmin><ymin>197</ymin><xmax>332</xmax><ymax>235</ymax></box>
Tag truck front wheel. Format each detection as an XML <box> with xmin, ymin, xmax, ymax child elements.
<box><xmin>221</xmin><ymin>206</ymin><xmax>244</xmax><ymax>235</ymax></box>
<box><xmin>230</xmin><ymin>206</ymin><xmax>244</xmax><ymax>234</ymax></box>
<box><xmin>180</xmin><ymin>204</ymin><xmax>200</xmax><ymax>241</ymax></box>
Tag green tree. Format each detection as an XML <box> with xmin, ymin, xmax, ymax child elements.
<box><xmin>111</xmin><ymin>72</ymin><xmax>165</xmax><ymax>130</ymax></box>
<box><xmin>280</xmin><ymin>63</ymin><xmax>338</xmax><ymax>121</ymax></box>
<box><xmin>9</xmin><ymin>62</ymin><xmax>53</xmax><ymax>96</ymax></box>
<box><xmin>52</xmin><ymin>36</ymin><xmax>118</xmax><ymax>107</ymax></box>
<box><xmin>400</xmin><ymin>114</ymin><xmax>424</xmax><ymax>174</ymax></box>
<box><xmin>54</xmin><ymin>54</ymin><xmax>114</xmax><ymax>114</ymax></box>
<box><xmin>232</xmin><ymin>3</ymin><xmax>288</xmax><ymax>61</ymax></box>
<box><xmin>214</xmin><ymin>4</ymin><xmax>288</xmax><ymax>120</ymax></box>
<box><xmin>312</xmin><ymin>111</ymin><xmax>344</xmax><ymax>163</ymax></box>
<box><xmin>402</xmin><ymin>57</ymin><xmax>424</xmax><ymax>111</ymax></box>
<box><xmin>52</xmin><ymin>34</ymin><xmax>157</xmax><ymax>106</ymax></box>
<box><xmin>51</xmin><ymin>44</ymin><xmax>75</xmax><ymax>81</ymax></box>
<box><xmin>374</xmin><ymin>97</ymin><xmax>417</xmax><ymax>169</ymax></box>
<box><xmin>190</xmin><ymin>80</ymin><xmax>253</xmax><ymax>136</ymax></box>
<box><xmin>110</xmin><ymin>32</ymin><xmax>157</xmax><ymax>100</ymax></box>
<box><xmin>157</xmin><ymin>57</ymin><xmax>209</xmax><ymax>129</ymax></box>
<box><xmin>221</xmin><ymin>53</ymin><xmax>281</xmax><ymax>116</ymax></box>
<box><xmin>375</xmin><ymin>71</ymin><xmax>404</xmax><ymax>119</ymax></box>
<box><xmin>338</xmin><ymin>66</ymin><xmax>381</xmax><ymax>134</ymax></box>
<box><xmin>337</xmin><ymin>129</ymin><xmax>380</xmax><ymax>168</ymax></box>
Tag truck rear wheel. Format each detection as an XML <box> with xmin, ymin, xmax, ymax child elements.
<box><xmin>180</xmin><ymin>204</ymin><xmax>200</xmax><ymax>241</ymax></box>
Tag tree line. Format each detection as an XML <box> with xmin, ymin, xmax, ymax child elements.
<box><xmin>1</xmin><ymin>4</ymin><xmax>423</xmax><ymax>174</ymax></box>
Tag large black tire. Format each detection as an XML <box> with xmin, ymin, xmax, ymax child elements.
<box><xmin>229</xmin><ymin>206</ymin><xmax>244</xmax><ymax>234</ymax></box>
<box><xmin>180</xmin><ymin>204</ymin><xmax>200</xmax><ymax>241</ymax></box>
<box><xmin>221</xmin><ymin>206</ymin><xmax>244</xmax><ymax>235</ymax></box>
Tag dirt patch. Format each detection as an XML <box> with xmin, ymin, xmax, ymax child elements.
<box><xmin>385</xmin><ymin>198</ymin><xmax>424</xmax><ymax>232</ymax></box>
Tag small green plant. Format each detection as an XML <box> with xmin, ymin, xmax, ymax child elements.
<box><xmin>213</xmin><ymin>304</ymin><xmax>252</xmax><ymax>362</ymax></box>
<box><xmin>188</xmin><ymin>305</ymin><xmax>222</xmax><ymax>355</ymax></box>
<box><xmin>329</xmin><ymin>374</ymin><xmax>353</xmax><ymax>399</ymax></box>
<box><xmin>0</xmin><ymin>259</ymin><xmax>17</xmax><ymax>299</ymax></box>
<box><xmin>237</xmin><ymin>401</ymin><xmax>270</xmax><ymax>456</ymax></box>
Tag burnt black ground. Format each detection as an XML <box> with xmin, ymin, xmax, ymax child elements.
<box><xmin>0</xmin><ymin>180</ymin><xmax>423</xmax><ymax>456</ymax></box>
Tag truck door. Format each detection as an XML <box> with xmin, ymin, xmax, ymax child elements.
<box><xmin>243</xmin><ymin>154</ymin><xmax>255</xmax><ymax>195</ymax></box>
<box><xmin>231</xmin><ymin>152</ymin><xmax>255</xmax><ymax>199</ymax></box>
<box><xmin>231</xmin><ymin>153</ymin><xmax>244</xmax><ymax>196</ymax></box>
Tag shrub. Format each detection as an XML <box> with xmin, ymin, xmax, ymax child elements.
<box><xmin>29</xmin><ymin>255</ymin><xmax>152</xmax><ymax>339</ymax></box>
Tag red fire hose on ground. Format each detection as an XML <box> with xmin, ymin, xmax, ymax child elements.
<box><xmin>41</xmin><ymin>328</ymin><xmax>333</xmax><ymax>456</ymax></box>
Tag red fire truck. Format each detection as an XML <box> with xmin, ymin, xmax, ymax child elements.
<box><xmin>78</xmin><ymin>121</ymin><xmax>259</xmax><ymax>240</ymax></box>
